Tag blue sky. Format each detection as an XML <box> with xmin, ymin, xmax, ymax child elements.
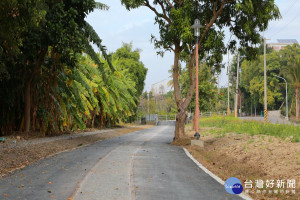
<box><xmin>86</xmin><ymin>0</ymin><xmax>300</xmax><ymax>92</ymax></box>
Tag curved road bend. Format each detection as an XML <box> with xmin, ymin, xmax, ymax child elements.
<box><xmin>0</xmin><ymin>125</ymin><xmax>242</xmax><ymax>200</ymax></box>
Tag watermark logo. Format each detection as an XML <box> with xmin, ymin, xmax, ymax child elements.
<box><xmin>243</xmin><ymin>179</ymin><xmax>296</xmax><ymax>195</ymax></box>
<box><xmin>225</xmin><ymin>177</ymin><xmax>243</xmax><ymax>194</ymax></box>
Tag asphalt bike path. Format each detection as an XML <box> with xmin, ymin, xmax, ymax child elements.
<box><xmin>0</xmin><ymin>125</ymin><xmax>242</xmax><ymax>200</ymax></box>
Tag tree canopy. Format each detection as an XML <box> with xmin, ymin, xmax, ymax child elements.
<box><xmin>112</xmin><ymin>42</ymin><xmax>148</xmax><ymax>97</ymax></box>
<box><xmin>121</xmin><ymin>0</ymin><xmax>281</xmax><ymax>139</ymax></box>
<box><xmin>236</xmin><ymin>43</ymin><xmax>300</xmax><ymax>121</ymax></box>
<box><xmin>0</xmin><ymin>1</ymin><xmax>147</xmax><ymax>135</ymax></box>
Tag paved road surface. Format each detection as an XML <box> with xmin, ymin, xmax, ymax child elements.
<box><xmin>0</xmin><ymin>125</ymin><xmax>242</xmax><ymax>200</ymax></box>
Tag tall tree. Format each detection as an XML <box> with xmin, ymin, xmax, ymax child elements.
<box><xmin>121</xmin><ymin>0</ymin><xmax>280</xmax><ymax>140</ymax></box>
<box><xmin>112</xmin><ymin>42</ymin><xmax>148</xmax><ymax>98</ymax></box>
<box><xmin>19</xmin><ymin>0</ymin><xmax>102</xmax><ymax>132</ymax></box>
<box><xmin>280</xmin><ymin>44</ymin><xmax>300</xmax><ymax>121</ymax></box>
<box><xmin>0</xmin><ymin>0</ymin><xmax>45</xmax><ymax>80</ymax></box>
<box><xmin>240</xmin><ymin>52</ymin><xmax>283</xmax><ymax>110</ymax></box>
<box><xmin>0</xmin><ymin>1</ymin><xmax>115</xmax><ymax>134</ymax></box>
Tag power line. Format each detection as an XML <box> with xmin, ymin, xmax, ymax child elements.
<box><xmin>269</xmin><ymin>12</ymin><xmax>300</xmax><ymax>38</ymax></box>
<box><xmin>281</xmin><ymin>0</ymin><xmax>298</xmax><ymax>18</ymax></box>
<box><xmin>265</xmin><ymin>0</ymin><xmax>298</xmax><ymax>34</ymax></box>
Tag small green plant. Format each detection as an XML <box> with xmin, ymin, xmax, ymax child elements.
<box><xmin>268</xmin><ymin>137</ymin><xmax>273</xmax><ymax>143</ymax></box>
<box><xmin>196</xmin><ymin>116</ymin><xmax>300</xmax><ymax>141</ymax></box>
<box><xmin>297</xmin><ymin>159</ymin><xmax>300</xmax><ymax>165</ymax></box>
<box><xmin>248</xmin><ymin>139</ymin><xmax>254</xmax><ymax>144</ymax></box>
<box><xmin>216</xmin><ymin>132</ymin><xmax>226</xmax><ymax>138</ymax></box>
<box><xmin>243</xmin><ymin>145</ymin><xmax>248</xmax><ymax>152</ymax></box>
<box><xmin>292</xmin><ymin>136</ymin><xmax>300</xmax><ymax>143</ymax></box>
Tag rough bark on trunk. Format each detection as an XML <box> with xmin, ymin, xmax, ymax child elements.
<box><xmin>100</xmin><ymin>102</ymin><xmax>104</xmax><ymax>128</ymax></box>
<box><xmin>24</xmin><ymin>49</ymin><xmax>47</xmax><ymax>132</ymax></box>
<box><xmin>173</xmin><ymin>44</ymin><xmax>196</xmax><ymax>141</ymax></box>
<box><xmin>296</xmin><ymin>87</ymin><xmax>299</xmax><ymax>121</ymax></box>
<box><xmin>91</xmin><ymin>110</ymin><xmax>96</xmax><ymax>128</ymax></box>
<box><xmin>175</xmin><ymin>111</ymin><xmax>187</xmax><ymax>140</ymax></box>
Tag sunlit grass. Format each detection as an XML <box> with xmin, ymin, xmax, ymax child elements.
<box><xmin>197</xmin><ymin>115</ymin><xmax>300</xmax><ymax>142</ymax></box>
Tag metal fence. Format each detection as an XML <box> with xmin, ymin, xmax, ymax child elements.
<box><xmin>135</xmin><ymin>114</ymin><xmax>176</xmax><ymax>125</ymax></box>
<box><xmin>187</xmin><ymin>110</ymin><xmax>232</xmax><ymax>119</ymax></box>
<box><xmin>157</xmin><ymin>115</ymin><xmax>176</xmax><ymax>121</ymax></box>
<box><xmin>199</xmin><ymin>111</ymin><xmax>230</xmax><ymax>117</ymax></box>
<box><xmin>135</xmin><ymin>111</ymin><xmax>233</xmax><ymax>125</ymax></box>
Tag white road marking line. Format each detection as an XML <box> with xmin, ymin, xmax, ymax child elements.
<box><xmin>183</xmin><ymin>148</ymin><xmax>252</xmax><ymax>200</ymax></box>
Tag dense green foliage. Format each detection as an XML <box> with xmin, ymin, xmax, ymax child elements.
<box><xmin>112</xmin><ymin>43</ymin><xmax>147</xmax><ymax>97</ymax></box>
<box><xmin>121</xmin><ymin>0</ymin><xmax>280</xmax><ymax>139</ymax></box>
<box><xmin>180</xmin><ymin>62</ymin><xmax>219</xmax><ymax>112</ymax></box>
<box><xmin>227</xmin><ymin>43</ymin><xmax>300</xmax><ymax>121</ymax></box>
<box><xmin>55</xmin><ymin>54</ymin><xmax>138</xmax><ymax>131</ymax></box>
<box><xmin>197</xmin><ymin>115</ymin><xmax>300</xmax><ymax>142</ymax></box>
<box><xmin>240</xmin><ymin>51</ymin><xmax>283</xmax><ymax>110</ymax></box>
<box><xmin>0</xmin><ymin>1</ymin><xmax>146</xmax><ymax>135</ymax></box>
<box><xmin>279</xmin><ymin>44</ymin><xmax>300</xmax><ymax>121</ymax></box>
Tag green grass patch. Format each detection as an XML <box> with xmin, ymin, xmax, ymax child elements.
<box><xmin>198</xmin><ymin>115</ymin><xmax>300</xmax><ymax>142</ymax></box>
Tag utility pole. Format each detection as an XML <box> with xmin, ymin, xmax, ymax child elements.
<box><xmin>148</xmin><ymin>92</ymin><xmax>150</xmax><ymax>120</ymax></box>
<box><xmin>235</xmin><ymin>53</ymin><xmax>240</xmax><ymax>118</ymax></box>
<box><xmin>218</xmin><ymin>74</ymin><xmax>220</xmax><ymax>95</ymax></box>
<box><xmin>264</xmin><ymin>38</ymin><xmax>270</xmax><ymax>123</ymax></box>
<box><xmin>227</xmin><ymin>51</ymin><xmax>230</xmax><ymax>115</ymax></box>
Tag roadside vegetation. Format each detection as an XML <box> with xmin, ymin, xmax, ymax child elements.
<box><xmin>195</xmin><ymin>115</ymin><xmax>300</xmax><ymax>142</ymax></box>
<box><xmin>235</xmin><ymin>43</ymin><xmax>300</xmax><ymax>122</ymax></box>
<box><xmin>122</xmin><ymin>0</ymin><xmax>280</xmax><ymax>141</ymax></box>
<box><xmin>183</xmin><ymin>116</ymin><xmax>300</xmax><ymax>200</ymax></box>
<box><xmin>0</xmin><ymin>1</ymin><xmax>147</xmax><ymax>136</ymax></box>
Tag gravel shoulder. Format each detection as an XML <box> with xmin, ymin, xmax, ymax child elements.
<box><xmin>0</xmin><ymin>125</ymin><xmax>153</xmax><ymax>177</ymax></box>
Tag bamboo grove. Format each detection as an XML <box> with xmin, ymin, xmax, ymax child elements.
<box><xmin>0</xmin><ymin>1</ymin><xmax>147</xmax><ymax>135</ymax></box>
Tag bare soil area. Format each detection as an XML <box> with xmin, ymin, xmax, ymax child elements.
<box><xmin>182</xmin><ymin>126</ymin><xmax>300</xmax><ymax>200</ymax></box>
<box><xmin>0</xmin><ymin>125</ymin><xmax>153</xmax><ymax>178</ymax></box>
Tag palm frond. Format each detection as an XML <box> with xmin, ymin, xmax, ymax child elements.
<box><xmin>84</xmin><ymin>22</ymin><xmax>115</xmax><ymax>72</ymax></box>
<box><xmin>94</xmin><ymin>2</ymin><xmax>109</xmax><ymax>10</ymax></box>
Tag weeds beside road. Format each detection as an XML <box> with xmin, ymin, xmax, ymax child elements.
<box><xmin>181</xmin><ymin>116</ymin><xmax>300</xmax><ymax>200</ymax></box>
<box><xmin>198</xmin><ymin>115</ymin><xmax>300</xmax><ymax>142</ymax></box>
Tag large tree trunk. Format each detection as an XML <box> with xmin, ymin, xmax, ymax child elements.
<box><xmin>24</xmin><ymin>81</ymin><xmax>31</xmax><ymax>132</ymax></box>
<box><xmin>173</xmin><ymin>44</ymin><xmax>196</xmax><ymax>141</ymax></box>
<box><xmin>175</xmin><ymin>110</ymin><xmax>187</xmax><ymax>140</ymax></box>
<box><xmin>296</xmin><ymin>87</ymin><xmax>299</xmax><ymax>121</ymax></box>
<box><xmin>100</xmin><ymin>102</ymin><xmax>104</xmax><ymax>128</ymax></box>
<box><xmin>24</xmin><ymin>49</ymin><xmax>47</xmax><ymax>132</ymax></box>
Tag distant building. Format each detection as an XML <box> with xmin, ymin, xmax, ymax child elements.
<box><xmin>151</xmin><ymin>79</ymin><xmax>172</xmax><ymax>96</ymax></box>
<box><xmin>268</xmin><ymin>39</ymin><xmax>299</xmax><ymax>51</ymax></box>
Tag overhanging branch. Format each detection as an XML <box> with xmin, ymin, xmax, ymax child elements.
<box><xmin>144</xmin><ymin>0</ymin><xmax>172</xmax><ymax>24</ymax></box>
